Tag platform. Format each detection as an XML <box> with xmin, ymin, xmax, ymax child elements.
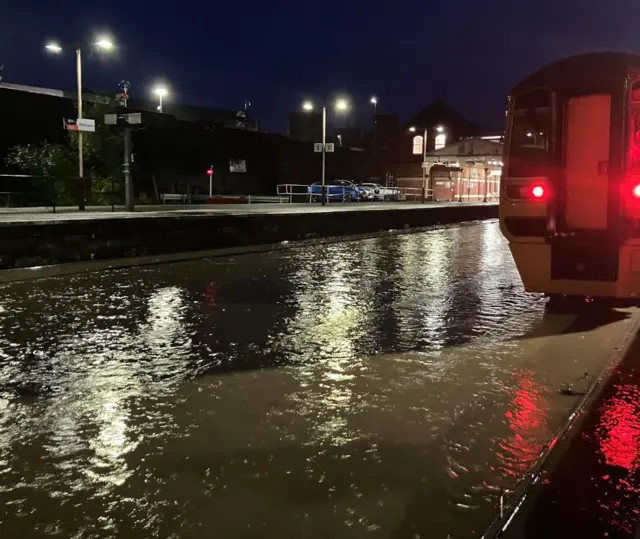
<box><xmin>0</xmin><ymin>202</ymin><xmax>498</xmax><ymax>272</ymax></box>
<box><xmin>0</xmin><ymin>201</ymin><xmax>492</xmax><ymax>224</ymax></box>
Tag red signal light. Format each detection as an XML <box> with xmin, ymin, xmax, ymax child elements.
<box><xmin>531</xmin><ymin>185</ymin><xmax>545</xmax><ymax>199</ymax></box>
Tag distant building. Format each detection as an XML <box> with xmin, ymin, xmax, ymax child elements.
<box><xmin>374</xmin><ymin>114</ymin><xmax>399</xmax><ymax>152</ymax></box>
<box><xmin>289</xmin><ymin>111</ymin><xmax>322</xmax><ymax>143</ymax></box>
<box><xmin>392</xmin><ymin>136</ymin><xmax>504</xmax><ymax>200</ymax></box>
<box><xmin>335</xmin><ymin>127</ymin><xmax>364</xmax><ymax>149</ymax></box>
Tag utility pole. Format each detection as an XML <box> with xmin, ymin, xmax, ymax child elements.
<box><xmin>244</xmin><ymin>100</ymin><xmax>251</xmax><ymax>129</ymax></box>
<box><xmin>120</xmin><ymin>80</ymin><xmax>133</xmax><ymax>211</ymax></box>
<box><xmin>76</xmin><ymin>48</ymin><xmax>85</xmax><ymax>210</ymax></box>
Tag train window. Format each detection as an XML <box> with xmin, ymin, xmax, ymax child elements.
<box><xmin>510</xmin><ymin>90</ymin><xmax>551</xmax><ymax>159</ymax></box>
<box><xmin>630</xmin><ymin>109</ymin><xmax>640</xmax><ymax>168</ymax></box>
<box><xmin>514</xmin><ymin>90</ymin><xmax>549</xmax><ymax>109</ymax></box>
<box><xmin>510</xmin><ymin>109</ymin><xmax>550</xmax><ymax>156</ymax></box>
<box><xmin>632</xmin><ymin>81</ymin><xmax>640</xmax><ymax>102</ymax></box>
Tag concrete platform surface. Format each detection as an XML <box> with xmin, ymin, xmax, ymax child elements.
<box><xmin>0</xmin><ymin>201</ymin><xmax>496</xmax><ymax>224</ymax></box>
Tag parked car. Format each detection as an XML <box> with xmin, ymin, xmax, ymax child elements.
<box><xmin>358</xmin><ymin>183</ymin><xmax>401</xmax><ymax>201</ymax></box>
<box><xmin>307</xmin><ymin>180</ymin><xmax>364</xmax><ymax>202</ymax></box>
<box><xmin>357</xmin><ymin>184</ymin><xmax>377</xmax><ymax>201</ymax></box>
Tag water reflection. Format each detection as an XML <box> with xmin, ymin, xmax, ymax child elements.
<box><xmin>495</xmin><ymin>372</ymin><xmax>549</xmax><ymax>478</ymax></box>
<box><xmin>0</xmin><ymin>221</ymin><xmax>602</xmax><ymax>539</ymax></box>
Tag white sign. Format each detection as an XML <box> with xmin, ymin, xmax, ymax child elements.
<box><xmin>104</xmin><ymin>114</ymin><xmax>117</xmax><ymax>125</ymax></box>
<box><xmin>325</xmin><ymin>143</ymin><xmax>335</xmax><ymax>153</ymax></box>
<box><xmin>126</xmin><ymin>113</ymin><xmax>142</xmax><ymax>125</ymax></box>
<box><xmin>76</xmin><ymin>118</ymin><xmax>95</xmax><ymax>132</ymax></box>
<box><xmin>314</xmin><ymin>143</ymin><xmax>323</xmax><ymax>153</ymax></box>
<box><xmin>229</xmin><ymin>159</ymin><xmax>247</xmax><ymax>173</ymax></box>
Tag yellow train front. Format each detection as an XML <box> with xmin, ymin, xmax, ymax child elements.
<box><xmin>500</xmin><ymin>52</ymin><xmax>640</xmax><ymax>300</ymax></box>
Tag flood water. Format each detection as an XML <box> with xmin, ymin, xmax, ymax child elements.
<box><xmin>0</xmin><ymin>221</ymin><xmax>631</xmax><ymax>538</ymax></box>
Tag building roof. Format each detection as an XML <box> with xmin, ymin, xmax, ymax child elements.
<box><xmin>404</xmin><ymin>98</ymin><xmax>483</xmax><ymax>135</ymax></box>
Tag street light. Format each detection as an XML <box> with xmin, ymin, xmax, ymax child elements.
<box><xmin>370</xmin><ymin>96</ymin><xmax>378</xmax><ymax>153</ymax></box>
<box><xmin>436</xmin><ymin>125</ymin><xmax>444</xmax><ymax>133</ymax></box>
<box><xmin>44</xmin><ymin>35</ymin><xmax>116</xmax><ymax>210</ymax></box>
<box><xmin>335</xmin><ymin>98</ymin><xmax>349</xmax><ymax>111</ymax></box>
<box><xmin>408</xmin><ymin>125</ymin><xmax>431</xmax><ymax>203</ymax></box>
<box><xmin>95</xmin><ymin>37</ymin><xmax>115</xmax><ymax>51</ymax></box>
<box><xmin>45</xmin><ymin>42</ymin><xmax>62</xmax><ymax>54</ymax></box>
<box><xmin>302</xmin><ymin>98</ymin><xmax>350</xmax><ymax>206</ymax></box>
<box><xmin>154</xmin><ymin>85</ymin><xmax>169</xmax><ymax>113</ymax></box>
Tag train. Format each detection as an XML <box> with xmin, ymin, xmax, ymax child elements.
<box><xmin>500</xmin><ymin>52</ymin><xmax>640</xmax><ymax>302</ymax></box>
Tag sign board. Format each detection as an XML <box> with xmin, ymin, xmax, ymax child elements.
<box><xmin>325</xmin><ymin>143</ymin><xmax>335</xmax><ymax>153</ymax></box>
<box><xmin>104</xmin><ymin>114</ymin><xmax>118</xmax><ymax>125</ymax></box>
<box><xmin>314</xmin><ymin>143</ymin><xmax>323</xmax><ymax>153</ymax></box>
<box><xmin>77</xmin><ymin>118</ymin><xmax>95</xmax><ymax>132</ymax></box>
<box><xmin>229</xmin><ymin>159</ymin><xmax>247</xmax><ymax>173</ymax></box>
<box><xmin>64</xmin><ymin>118</ymin><xmax>95</xmax><ymax>132</ymax></box>
<box><xmin>126</xmin><ymin>113</ymin><xmax>142</xmax><ymax>125</ymax></box>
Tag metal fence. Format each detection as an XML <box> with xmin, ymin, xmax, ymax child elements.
<box><xmin>276</xmin><ymin>184</ymin><xmax>433</xmax><ymax>203</ymax></box>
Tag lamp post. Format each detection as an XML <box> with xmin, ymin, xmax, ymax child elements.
<box><xmin>154</xmin><ymin>85</ymin><xmax>168</xmax><ymax>113</ymax></box>
<box><xmin>45</xmin><ymin>36</ymin><xmax>115</xmax><ymax>210</ymax></box>
<box><xmin>409</xmin><ymin>125</ymin><xmax>429</xmax><ymax>203</ymax></box>
<box><xmin>370</xmin><ymin>96</ymin><xmax>378</xmax><ymax>158</ymax></box>
<box><xmin>302</xmin><ymin>98</ymin><xmax>349</xmax><ymax>206</ymax></box>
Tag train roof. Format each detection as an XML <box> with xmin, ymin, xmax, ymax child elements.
<box><xmin>511</xmin><ymin>51</ymin><xmax>640</xmax><ymax>94</ymax></box>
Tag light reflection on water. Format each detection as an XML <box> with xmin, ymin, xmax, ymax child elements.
<box><xmin>0</xmin><ymin>221</ymin><xmax>614</xmax><ymax>538</ymax></box>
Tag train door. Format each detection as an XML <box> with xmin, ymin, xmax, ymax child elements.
<box><xmin>563</xmin><ymin>95</ymin><xmax>611</xmax><ymax>230</ymax></box>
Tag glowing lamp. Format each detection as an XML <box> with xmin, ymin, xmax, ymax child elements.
<box><xmin>531</xmin><ymin>185</ymin><xmax>545</xmax><ymax>199</ymax></box>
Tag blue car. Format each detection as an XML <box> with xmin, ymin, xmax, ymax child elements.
<box><xmin>308</xmin><ymin>180</ymin><xmax>364</xmax><ymax>202</ymax></box>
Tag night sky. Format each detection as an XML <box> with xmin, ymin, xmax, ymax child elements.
<box><xmin>2</xmin><ymin>1</ymin><xmax>640</xmax><ymax>133</ymax></box>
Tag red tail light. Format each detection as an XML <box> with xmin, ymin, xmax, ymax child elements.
<box><xmin>531</xmin><ymin>185</ymin><xmax>546</xmax><ymax>199</ymax></box>
<box><xmin>623</xmin><ymin>178</ymin><xmax>640</xmax><ymax>218</ymax></box>
<box><xmin>506</xmin><ymin>178</ymin><xmax>553</xmax><ymax>201</ymax></box>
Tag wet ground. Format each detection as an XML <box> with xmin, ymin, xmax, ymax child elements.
<box><xmin>0</xmin><ymin>220</ymin><xmax>636</xmax><ymax>538</ymax></box>
<box><xmin>499</xmin><ymin>333</ymin><xmax>640</xmax><ymax>539</ymax></box>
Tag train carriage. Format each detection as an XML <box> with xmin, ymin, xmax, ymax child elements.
<box><xmin>500</xmin><ymin>52</ymin><xmax>640</xmax><ymax>300</ymax></box>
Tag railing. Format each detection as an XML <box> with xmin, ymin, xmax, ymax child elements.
<box><xmin>161</xmin><ymin>193</ymin><xmax>285</xmax><ymax>204</ymax></box>
<box><xmin>276</xmin><ymin>184</ymin><xmax>361</xmax><ymax>203</ymax></box>
<box><xmin>276</xmin><ymin>184</ymin><xmax>436</xmax><ymax>204</ymax></box>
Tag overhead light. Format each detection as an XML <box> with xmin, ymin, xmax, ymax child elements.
<box><xmin>95</xmin><ymin>37</ymin><xmax>115</xmax><ymax>51</ymax></box>
<box><xmin>335</xmin><ymin>98</ymin><xmax>349</xmax><ymax>111</ymax></box>
<box><xmin>45</xmin><ymin>42</ymin><xmax>62</xmax><ymax>54</ymax></box>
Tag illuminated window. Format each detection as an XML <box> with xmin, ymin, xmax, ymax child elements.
<box><xmin>435</xmin><ymin>133</ymin><xmax>447</xmax><ymax>150</ymax></box>
<box><xmin>412</xmin><ymin>135</ymin><xmax>423</xmax><ymax>155</ymax></box>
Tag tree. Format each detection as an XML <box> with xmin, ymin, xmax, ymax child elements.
<box><xmin>5</xmin><ymin>101</ymin><xmax>124</xmax><ymax>206</ymax></box>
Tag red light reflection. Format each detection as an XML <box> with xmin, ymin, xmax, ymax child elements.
<box><xmin>596</xmin><ymin>383</ymin><xmax>640</xmax><ymax>472</ymax></box>
<box><xmin>495</xmin><ymin>372</ymin><xmax>549</xmax><ymax>478</ymax></box>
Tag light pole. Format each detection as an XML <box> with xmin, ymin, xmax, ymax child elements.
<box><xmin>302</xmin><ymin>98</ymin><xmax>349</xmax><ymax>206</ymax></box>
<box><xmin>45</xmin><ymin>36</ymin><xmax>115</xmax><ymax>210</ymax></box>
<box><xmin>154</xmin><ymin>86</ymin><xmax>168</xmax><ymax>113</ymax></box>
<box><xmin>370</xmin><ymin>96</ymin><xmax>378</xmax><ymax>156</ymax></box>
<box><xmin>409</xmin><ymin>125</ymin><xmax>429</xmax><ymax>203</ymax></box>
